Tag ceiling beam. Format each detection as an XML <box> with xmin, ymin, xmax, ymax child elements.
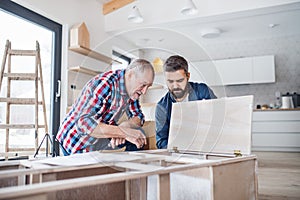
<box><xmin>103</xmin><ymin>0</ymin><xmax>135</xmax><ymax>15</ymax></box>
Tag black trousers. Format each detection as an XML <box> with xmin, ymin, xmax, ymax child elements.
<box><xmin>92</xmin><ymin>127</ymin><xmax>146</xmax><ymax>151</ymax></box>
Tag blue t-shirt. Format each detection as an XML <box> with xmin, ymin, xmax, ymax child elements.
<box><xmin>155</xmin><ymin>82</ymin><xmax>216</xmax><ymax>149</ymax></box>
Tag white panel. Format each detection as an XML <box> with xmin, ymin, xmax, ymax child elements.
<box><xmin>252</xmin><ymin>55</ymin><xmax>275</xmax><ymax>83</ymax></box>
<box><xmin>253</xmin><ymin>110</ymin><xmax>300</xmax><ymax>121</ymax></box>
<box><xmin>251</xmin><ymin>110</ymin><xmax>300</xmax><ymax>151</ymax></box>
<box><xmin>190</xmin><ymin>61</ymin><xmax>217</xmax><ymax>86</ymax></box>
<box><xmin>168</xmin><ymin>95</ymin><xmax>253</xmax><ymax>155</ymax></box>
<box><xmin>252</xmin><ymin>133</ymin><xmax>300</xmax><ymax>147</ymax></box>
<box><xmin>252</xmin><ymin>121</ymin><xmax>300</xmax><ymax>132</ymax></box>
<box><xmin>215</xmin><ymin>57</ymin><xmax>252</xmax><ymax>85</ymax></box>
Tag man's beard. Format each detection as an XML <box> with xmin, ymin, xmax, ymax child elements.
<box><xmin>170</xmin><ymin>86</ymin><xmax>188</xmax><ymax>99</ymax></box>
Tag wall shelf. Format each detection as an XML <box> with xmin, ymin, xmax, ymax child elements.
<box><xmin>69</xmin><ymin>45</ymin><xmax>120</xmax><ymax>64</ymax></box>
<box><xmin>149</xmin><ymin>84</ymin><xmax>165</xmax><ymax>90</ymax></box>
<box><xmin>69</xmin><ymin>66</ymin><xmax>101</xmax><ymax>76</ymax></box>
<box><xmin>140</xmin><ymin>102</ymin><xmax>157</xmax><ymax>107</ymax></box>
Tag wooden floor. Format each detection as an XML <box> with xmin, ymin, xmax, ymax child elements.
<box><xmin>254</xmin><ymin>151</ymin><xmax>300</xmax><ymax>200</ymax></box>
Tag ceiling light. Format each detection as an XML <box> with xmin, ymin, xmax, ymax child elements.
<box><xmin>200</xmin><ymin>28</ymin><xmax>221</xmax><ymax>38</ymax></box>
<box><xmin>181</xmin><ymin>0</ymin><xmax>198</xmax><ymax>15</ymax></box>
<box><xmin>269</xmin><ymin>23</ymin><xmax>279</xmax><ymax>28</ymax></box>
<box><xmin>128</xmin><ymin>6</ymin><xmax>144</xmax><ymax>23</ymax></box>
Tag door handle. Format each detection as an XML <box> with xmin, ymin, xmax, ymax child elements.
<box><xmin>55</xmin><ymin>80</ymin><xmax>61</xmax><ymax>102</ymax></box>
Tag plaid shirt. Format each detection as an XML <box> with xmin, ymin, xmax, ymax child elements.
<box><xmin>56</xmin><ymin>69</ymin><xmax>145</xmax><ymax>154</ymax></box>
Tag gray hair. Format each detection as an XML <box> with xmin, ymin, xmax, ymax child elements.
<box><xmin>127</xmin><ymin>59</ymin><xmax>154</xmax><ymax>76</ymax></box>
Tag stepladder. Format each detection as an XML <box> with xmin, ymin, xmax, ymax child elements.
<box><xmin>0</xmin><ymin>40</ymin><xmax>49</xmax><ymax>160</ymax></box>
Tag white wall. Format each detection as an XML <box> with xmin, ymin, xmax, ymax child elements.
<box><xmin>12</xmin><ymin>0</ymin><xmax>138</xmax><ymax>121</ymax></box>
<box><xmin>142</xmin><ymin>34</ymin><xmax>300</xmax><ymax>107</ymax></box>
<box><xmin>12</xmin><ymin>0</ymin><xmax>107</xmax><ymax>121</ymax></box>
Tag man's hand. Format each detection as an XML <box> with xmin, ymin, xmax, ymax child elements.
<box><xmin>110</xmin><ymin>138</ymin><xmax>125</xmax><ymax>149</ymax></box>
<box><xmin>119</xmin><ymin>127</ymin><xmax>147</xmax><ymax>149</ymax></box>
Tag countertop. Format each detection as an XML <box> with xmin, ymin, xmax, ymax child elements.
<box><xmin>254</xmin><ymin>108</ymin><xmax>300</xmax><ymax>112</ymax></box>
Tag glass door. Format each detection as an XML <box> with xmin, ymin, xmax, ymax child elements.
<box><xmin>0</xmin><ymin>1</ymin><xmax>61</xmax><ymax>158</ymax></box>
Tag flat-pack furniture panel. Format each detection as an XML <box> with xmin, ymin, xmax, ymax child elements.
<box><xmin>0</xmin><ymin>151</ymin><xmax>257</xmax><ymax>200</ymax></box>
<box><xmin>213</xmin><ymin>159</ymin><xmax>257</xmax><ymax>200</ymax></box>
<box><xmin>168</xmin><ymin>95</ymin><xmax>253</xmax><ymax>155</ymax></box>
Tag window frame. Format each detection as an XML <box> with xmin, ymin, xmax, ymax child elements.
<box><xmin>0</xmin><ymin>0</ymin><xmax>62</xmax><ymax>156</ymax></box>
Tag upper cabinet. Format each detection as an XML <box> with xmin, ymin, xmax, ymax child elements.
<box><xmin>191</xmin><ymin>55</ymin><xmax>275</xmax><ymax>86</ymax></box>
<box><xmin>252</xmin><ymin>55</ymin><xmax>275</xmax><ymax>84</ymax></box>
<box><xmin>215</xmin><ymin>57</ymin><xmax>253</xmax><ymax>85</ymax></box>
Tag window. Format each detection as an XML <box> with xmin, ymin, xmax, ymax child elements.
<box><xmin>0</xmin><ymin>0</ymin><xmax>62</xmax><ymax>157</ymax></box>
<box><xmin>111</xmin><ymin>50</ymin><xmax>132</xmax><ymax>71</ymax></box>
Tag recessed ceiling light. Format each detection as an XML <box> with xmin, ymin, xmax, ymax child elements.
<box><xmin>200</xmin><ymin>28</ymin><xmax>221</xmax><ymax>38</ymax></box>
<box><xmin>269</xmin><ymin>24</ymin><xmax>279</xmax><ymax>28</ymax></box>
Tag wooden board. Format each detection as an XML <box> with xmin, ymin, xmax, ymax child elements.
<box><xmin>69</xmin><ymin>66</ymin><xmax>101</xmax><ymax>76</ymax></box>
<box><xmin>103</xmin><ymin>0</ymin><xmax>135</xmax><ymax>15</ymax></box>
<box><xmin>69</xmin><ymin>45</ymin><xmax>114</xmax><ymax>64</ymax></box>
<box><xmin>168</xmin><ymin>95</ymin><xmax>253</xmax><ymax>155</ymax></box>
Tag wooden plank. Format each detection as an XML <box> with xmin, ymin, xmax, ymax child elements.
<box><xmin>69</xmin><ymin>66</ymin><xmax>101</xmax><ymax>76</ymax></box>
<box><xmin>114</xmin><ymin>162</ymin><xmax>162</xmax><ymax>171</ymax></box>
<box><xmin>212</xmin><ymin>159</ymin><xmax>257</xmax><ymax>200</ymax></box>
<box><xmin>5</xmin><ymin>52</ymin><xmax>11</xmax><ymax>155</ymax></box>
<box><xmin>8</xmin><ymin>147</ymin><xmax>45</xmax><ymax>152</ymax></box>
<box><xmin>69</xmin><ymin>45</ymin><xmax>115</xmax><ymax>64</ymax></box>
<box><xmin>103</xmin><ymin>0</ymin><xmax>135</xmax><ymax>15</ymax></box>
<box><xmin>139</xmin><ymin>177</ymin><xmax>147</xmax><ymax>200</ymax></box>
<box><xmin>0</xmin><ymin>40</ymin><xmax>9</xmax><ymax>90</ymax></box>
<box><xmin>157</xmin><ymin>173</ymin><xmax>170</xmax><ymax>200</ymax></box>
<box><xmin>8</xmin><ymin>49</ymin><xmax>37</xmax><ymax>56</ymax></box>
<box><xmin>0</xmin><ymin>124</ymin><xmax>45</xmax><ymax>129</ymax></box>
<box><xmin>0</xmin><ymin>97</ymin><xmax>42</xmax><ymax>104</ymax></box>
<box><xmin>4</xmin><ymin>73</ymin><xmax>37</xmax><ymax>80</ymax></box>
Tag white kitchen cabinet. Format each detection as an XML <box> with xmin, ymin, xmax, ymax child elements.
<box><xmin>190</xmin><ymin>61</ymin><xmax>218</xmax><ymax>85</ymax></box>
<box><xmin>191</xmin><ymin>55</ymin><xmax>275</xmax><ymax>86</ymax></box>
<box><xmin>252</xmin><ymin>110</ymin><xmax>300</xmax><ymax>152</ymax></box>
<box><xmin>252</xmin><ymin>55</ymin><xmax>275</xmax><ymax>83</ymax></box>
<box><xmin>215</xmin><ymin>57</ymin><xmax>253</xmax><ymax>85</ymax></box>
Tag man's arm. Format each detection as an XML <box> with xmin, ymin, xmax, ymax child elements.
<box><xmin>90</xmin><ymin>120</ymin><xmax>146</xmax><ymax>149</ymax></box>
<box><xmin>109</xmin><ymin>116</ymin><xmax>144</xmax><ymax>148</ymax></box>
<box><xmin>120</xmin><ymin>116</ymin><xmax>142</xmax><ymax>128</ymax></box>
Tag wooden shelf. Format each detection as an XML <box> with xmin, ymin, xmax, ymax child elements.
<box><xmin>149</xmin><ymin>84</ymin><xmax>165</xmax><ymax>90</ymax></box>
<box><xmin>69</xmin><ymin>45</ymin><xmax>120</xmax><ymax>64</ymax></box>
<box><xmin>140</xmin><ymin>102</ymin><xmax>157</xmax><ymax>107</ymax></box>
<box><xmin>69</xmin><ymin>66</ymin><xmax>101</xmax><ymax>76</ymax></box>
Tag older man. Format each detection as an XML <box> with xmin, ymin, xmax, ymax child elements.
<box><xmin>57</xmin><ymin>59</ymin><xmax>154</xmax><ymax>155</ymax></box>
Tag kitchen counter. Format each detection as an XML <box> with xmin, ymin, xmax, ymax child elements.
<box><xmin>254</xmin><ymin>108</ymin><xmax>300</xmax><ymax>111</ymax></box>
